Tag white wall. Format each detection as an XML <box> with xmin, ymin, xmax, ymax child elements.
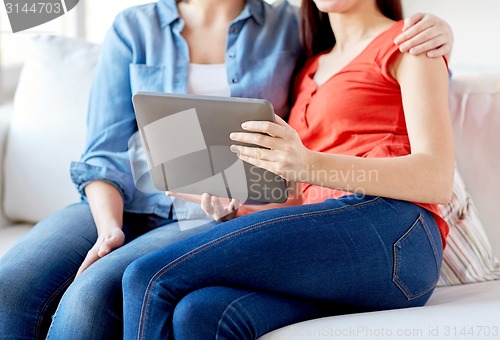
<box><xmin>402</xmin><ymin>0</ymin><xmax>500</xmax><ymax>74</ymax></box>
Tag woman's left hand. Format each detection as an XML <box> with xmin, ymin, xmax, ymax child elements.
<box><xmin>230</xmin><ymin>115</ymin><xmax>311</xmax><ymax>182</ymax></box>
<box><xmin>394</xmin><ymin>13</ymin><xmax>453</xmax><ymax>58</ymax></box>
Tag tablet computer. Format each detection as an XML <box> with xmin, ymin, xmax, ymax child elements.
<box><xmin>132</xmin><ymin>92</ymin><xmax>288</xmax><ymax>204</ymax></box>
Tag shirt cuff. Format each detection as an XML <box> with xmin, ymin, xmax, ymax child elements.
<box><xmin>70</xmin><ymin>161</ymin><xmax>135</xmax><ymax>204</ymax></box>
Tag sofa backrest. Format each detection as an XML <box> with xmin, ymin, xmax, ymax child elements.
<box><xmin>3</xmin><ymin>35</ymin><xmax>100</xmax><ymax>223</ymax></box>
<box><xmin>449</xmin><ymin>74</ymin><xmax>500</xmax><ymax>257</ymax></box>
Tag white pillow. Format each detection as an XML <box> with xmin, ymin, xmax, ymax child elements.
<box><xmin>437</xmin><ymin>168</ymin><xmax>500</xmax><ymax>286</ymax></box>
<box><xmin>4</xmin><ymin>35</ymin><xmax>100</xmax><ymax>223</ymax></box>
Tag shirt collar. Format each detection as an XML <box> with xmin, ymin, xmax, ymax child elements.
<box><xmin>157</xmin><ymin>0</ymin><xmax>264</xmax><ymax>28</ymax></box>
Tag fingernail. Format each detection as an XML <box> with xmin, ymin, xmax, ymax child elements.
<box><xmin>230</xmin><ymin>145</ymin><xmax>238</xmax><ymax>153</ymax></box>
<box><xmin>241</xmin><ymin>122</ymin><xmax>249</xmax><ymax>129</ymax></box>
<box><xmin>230</xmin><ymin>133</ymin><xmax>236</xmax><ymax>139</ymax></box>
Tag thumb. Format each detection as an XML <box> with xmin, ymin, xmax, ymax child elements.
<box><xmin>273</xmin><ymin>114</ymin><xmax>288</xmax><ymax>126</ymax></box>
<box><xmin>97</xmin><ymin>242</ymin><xmax>112</xmax><ymax>257</ymax></box>
<box><xmin>403</xmin><ymin>12</ymin><xmax>425</xmax><ymax>31</ymax></box>
<box><xmin>97</xmin><ymin>237</ymin><xmax>121</xmax><ymax>257</ymax></box>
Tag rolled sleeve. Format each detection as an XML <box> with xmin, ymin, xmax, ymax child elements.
<box><xmin>70</xmin><ymin>161</ymin><xmax>136</xmax><ymax>204</ymax></box>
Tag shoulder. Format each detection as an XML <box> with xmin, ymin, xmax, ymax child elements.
<box><xmin>374</xmin><ymin>20</ymin><xmax>404</xmax><ymax>61</ymax></box>
<box><xmin>113</xmin><ymin>3</ymin><xmax>160</xmax><ymax>26</ymax></box>
<box><xmin>260</xmin><ymin>0</ymin><xmax>300</xmax><ymax>29</ymax></box>
<box><xmin>110</xmin><ymin>3</ymin><xmax>163</xmax><ymax>42</ymax></box>
<box><xmin>264</xmin><ymin>0</ymin><xmax>299</xmax><ymax>18</ymax></box>
<box><xmin>393</xmin><ymin>52</ymin><xmax>449</xmax><ymax>83</ymax></box>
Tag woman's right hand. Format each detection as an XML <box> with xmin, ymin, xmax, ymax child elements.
<box><xmin>76</xmin><ymin>227</ymin><xmax>125</xmax><ymax>278</ymax></box>
<box><xmin>166</xmin><ymin>192</ymin><xmax>240</xmax><ymax>222</ymax></box>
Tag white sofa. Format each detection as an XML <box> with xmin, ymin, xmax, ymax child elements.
<box><xmin>1</xmin><ymin>36</ymin><xmax>499</xmax><ymax>339</ymax></box>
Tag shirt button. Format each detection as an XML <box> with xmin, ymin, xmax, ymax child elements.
<box><xmin>230</xmin><ymin>26</ymin><xmax>238</xmax><ymax>34</ymax></box>
<box><xmin>232</xmin><ymin>78</ymin><xmax>238</xmax><ymax>84</ymax></box>
<box><xmin>228</xmin><ymin>53</ymin><xmax>235</xmax><ymax>59</ymax></box>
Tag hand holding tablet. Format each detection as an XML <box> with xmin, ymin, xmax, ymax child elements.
<box><xmin>132</xmin><ymin>92</ymin><xmax>288</xmax><ymax>204</ymax></box>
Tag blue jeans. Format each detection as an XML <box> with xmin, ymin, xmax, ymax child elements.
<box><xmin>0</xmin><ymin>202</ymin><xmax>214</xmax><ymax>340</ymax></box>
<box><xmin>122</xmin><ymin>195</ymin><xmax>444</xmax><ymax>340</ymax></box>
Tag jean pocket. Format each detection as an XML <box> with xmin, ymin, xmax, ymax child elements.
<box><xmin>392</xmin><ymin>213</ymin><xmax>441</xmax><ymax>300</ymax></box>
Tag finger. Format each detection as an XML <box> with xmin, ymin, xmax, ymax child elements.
<box><xmin>228</xmin><ymin>198</ymin><xmax>241</xmax><ymax>212</ymax></box>
<box><xmin>97</xmin><ymin>243</ymin><xmax>112</xmax><ymax>257</ymax></box>
<box><xmin>230</xmin><ymin>145</ymin><xmax>273</xmax><ymax>161</ymax></box>
<box><xmin>237</xmin><ymin>153</ymin><xmax>277</xmax><ymax>175</ymax></box>
<box><xmin>427</xmin><ymin>44</ymin><xmax>451</xmax><ymax>58</ymax></box>
<box><xmin>227</xmin><ymin>199</ymin><xmax>236</xmax><ymax>212</ymax></box>
<box><xmin>395</xmin><ymin>20</ymin><xmax>433</xmax><ymax>49</ymax></box>
<box><xmin>230</xmin><ymin>132</ymin><xmax>277</xmax><ymax>149</ymax></box>
<box><xmin>201</xmin><ymin>193</ymin><xmax>215</xmax><ymax>217</ymax></box>
<box><xmin>233</xmin><ymin>199</ymin><xmax>241</xmax><ymax>210</ymax></box>
<box><xmin>76</xmin><ymin>249</ymin><xmax>100</xmax><ymax>278</ymax></box>
<box><xmin>211</xmin><ymin>196</ymin><xmax>229</xmax><ymax>220</ymax></box>
<box><xmin>97</xmin><ymin>236</ymin><xmax>122</xmax><ymax>257</ymax></box>
<box><xmin>402</xmin><ymin>12</ymin><xmax>425</xmax><ymax>32</ymax></box>
<box><xmin>398</xmin><ymin>26</ymin><xmax>441</xmax><ymax>53</ymax></box>
<box><xmin>407</xmin><ymin>35</ymin><xmax>447</xmax><ymax>56</ymax></box>
<box><xmin>165</xmin><ymin>191</ymin><xmax>202</xmax><ymax>205</ymax></box>
<box><xmin>241</xmin><ymin>121</ymin><xmax>286</xmax><ymax>138</ymax></box>
<box><xmin>273</xmin><ymin>114</ymin><xmax>289</xmax><ymax>127</ymax></box>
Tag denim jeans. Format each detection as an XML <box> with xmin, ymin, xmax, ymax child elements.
<box><xmin>0</xmin><ymin>202</ymin><xmax>214</xmax><ymax>340</ymax></box>
<box><xmin>122</xmin><ymin>195</ymin><xmax>443</xmax><ymax>340</ymax></box>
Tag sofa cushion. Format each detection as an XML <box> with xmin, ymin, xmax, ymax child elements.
<box><xmin>4</xmin><ymin>35</ymin><xmax>100</xmax><ymax>223</ymax></box>
<box><xmin>0</xmin><ymin>224</ymin><xmax>33</xmax><ymax>257</ymax></box>
<box><xmin>438</xmin><ymin>168</ymin><xmax>500</xmax><ymax>286</ymax></box>
<box><xmin>449</xmin><ymin>75</ymin><xmax>500</xmax><ymax>258</ymax></box>
<box><xmin>260</xmin><ymin>280</ymin><xmax>500</xmax><ymax>340</ymax></box>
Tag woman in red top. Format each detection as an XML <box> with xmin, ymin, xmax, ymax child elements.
<box><xmin>122</xmin><ymin>1</ymin><xmax>453</xmax><ymax>339</ymax></box>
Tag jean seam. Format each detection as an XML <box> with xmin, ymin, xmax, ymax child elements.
<box><xmin>35</xmin><ymin>274</ymin><xmax>76</xmax><ymax>339</ymax></box>
<box><xmin>137</xmin><ymin>196</ymin><xmax>382</xmax><ymax>339</ymax></box>
<box><xmin>215</xmin><ymin>291</ymin><xmax>260</xmax><ymax>339</ymax></box>
<box><xmin>392</xmin><ymin>214</ymin><xmax>440</xmax><ymax>300</ymax></box>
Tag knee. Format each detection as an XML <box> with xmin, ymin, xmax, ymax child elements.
<box><xmin>172</xmin><ymin>290</ymin><xmax>256</xmax><ymax>340</ymax></box>
<box><xmin>122</xmin><ymin>257</ymin><xmax>152</xmax><ymax>297</ymax></box>
<box><xmin>56</xmin><ymin>275</ymin><xmax>112</xmax><ymax>317</ymax></box>
<box><xmin>172</xmin><ymin>292</ymin><xmax>219</xmax><ymax>339</ymax></box>
<box><xmin>48</xmin><ymin>273</ymin><xmax>121</xmax><ymax>339</ymax></box>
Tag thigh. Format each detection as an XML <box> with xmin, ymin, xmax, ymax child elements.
<box><xmin>0</xmin><ymin>202</ymin><xmax>96</xmax><ymax>339</ymax></box>
<box><xmin>78</xmin><ymin>218</ymin><xmax>217</xmax><ymax>281</ymax></box>
<box><xmin>173</xmin><ymin>286</ymin><xmax>335</xmax><ymax>340</ymax></box>
<box><xmin>47</xmin><ymin>219</ymin><xmax>216</xmax><ymax>339</ymax></box>
<box><xmin>126</xmin><ymin>195</ymin><xmax>443</xmax><ymax>312</ymax></box>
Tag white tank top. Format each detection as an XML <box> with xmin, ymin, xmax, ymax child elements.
<box><xmin>187</xmin><ymin>63</ymin><xmax>231</xmax><ymax>97</ymax></box>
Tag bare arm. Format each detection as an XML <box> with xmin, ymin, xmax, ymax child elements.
<box><xmin>76</xmin><ymin>181</ymin><xmax>125</xmax><ymax>277</ymax></box>
<box><xmin>306</xmin><ymin>53</ymin><xmax>454</xmax><ymax>203</ymax></box>
<box><xmin>231</xmin><ymin>54</ymin><xmax>454</xmax><ymax>205</ymax></box>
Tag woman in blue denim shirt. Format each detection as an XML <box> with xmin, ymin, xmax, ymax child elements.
<box><xmin>0</xmin><ymin>0</ymin><xmax>453</xmax><ymax>339</ymax></box>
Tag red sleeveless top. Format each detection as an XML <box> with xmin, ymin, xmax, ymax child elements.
<box><xmin>287</xmin><ymin>20</ymin><xmax>448</xmax><ymax>245</ymax></box>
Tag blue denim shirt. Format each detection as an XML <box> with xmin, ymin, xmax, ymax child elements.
<box><xmin>70</xmin><ymin>0</ymin><xmax>301</xmax><ymax>220</ymax></box>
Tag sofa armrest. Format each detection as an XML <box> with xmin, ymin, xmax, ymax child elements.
<box><xmin>0</xmin><ymin>103</ymin><xmax>13</xmax><ymax>228</ymax></box>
